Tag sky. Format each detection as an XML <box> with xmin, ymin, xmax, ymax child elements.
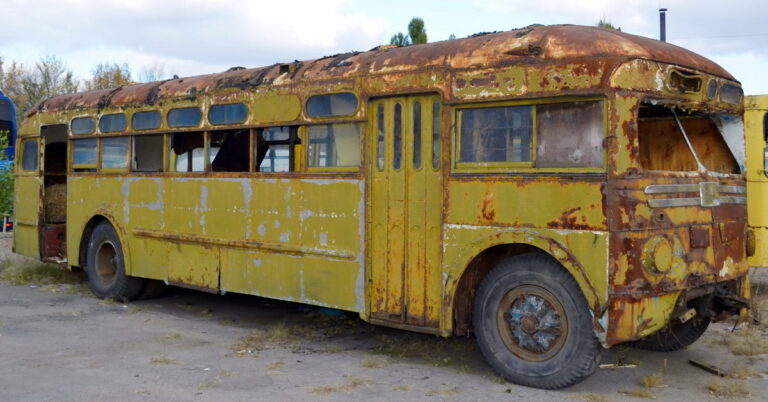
<box><xmin>1</xmin><ymin>0</ymin><xmax>767</xmax><ymax>94</ymax></box>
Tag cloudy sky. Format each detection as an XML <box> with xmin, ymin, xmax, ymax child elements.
<box><xmin>1</xmin><ymin>0</ymin><xmax>767</xmax><ymax>94</ymax></box>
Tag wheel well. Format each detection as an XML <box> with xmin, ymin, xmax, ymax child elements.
<box><xmin>452</xmin><ymin>243</ymin><xmax>559</xmax><ymax>336</ymax></box>
<box><xmin>78</xmin><ymin>215</ymin><xmax>110</xmax><ymax>269</ymax></box>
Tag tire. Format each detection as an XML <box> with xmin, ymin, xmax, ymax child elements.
<box><xmin>473</xmin><ymin>253</ymin><xmax>602</xmax><ymax>389</ymax></box>
<box><xmin>631</xmin><ymin>316</ymin><xmax>710</xmax><ymax>352</ymax></box>
<box><xmin>86</xmin><ymin>222</ymin><xmax>144</xmax><ymax>301</ymax></box>
<box><xmin>138</xmin><ymin>279</ymin><xmax>168</xmax><ymax>300</ymax></box>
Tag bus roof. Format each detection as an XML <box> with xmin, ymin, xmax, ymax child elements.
<box><xmin>32</xmin><ymin>24</ymin><xmax>734</xmax><ymax>115</ymax></box>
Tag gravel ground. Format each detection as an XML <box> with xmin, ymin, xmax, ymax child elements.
<box><xmin>1</xmin><ymin>233</ymin><xmax>766</xmax><ymax>401</ymax></box>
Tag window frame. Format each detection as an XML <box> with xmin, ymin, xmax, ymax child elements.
<box><xmin>99</xmin><ymin>113</ymin><xmax>128</xmax><ymax>134</ymax></box>
<box><xmin>167</xmin><ymin>107</ymin><xmax>203</xmax><ymax>128</ymax></box>
<box><xmin>131</xmin><ymin>133</ymin><xmax>166</xmax><ymax>173</ymax></box>
<box><xmin>305</xmin><ymin>92</ymin><xmax>360</xmax><ymax>119</ymax></box>
<box><xmin>208</xmin><ymin>103</ymin><xmax>249</xmax><ymax>126</ymax></box>
<box><xmin>452</xmin><ymin>97</ymin><xmax>607</xmax><ymax>174</ymax></box>
<box><xmin>71</xmin><ymin>137</ymin><xmax>99</xmax><ymax>172</ymax></box>
<box><xmin>19</xmin><ymin>138</ymin><xmax>39</xmax><ymax>172</ymax></box>
<box><xmin>131</xmin><ymin>110</ymin><xmax>163</xmax><ymax>131</ymax></box>
<box><xmin>100</xmin><ymin>135</ymin><xmax>131</xmax><ymax>172</ymax></box>
<box><xmin>71</xmin><ymin>117</ymin><xmax>96</xmax><ymax>135</ymax></box>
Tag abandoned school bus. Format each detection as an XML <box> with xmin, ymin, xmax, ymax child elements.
<box><xmin>14</xmin><ymin>25</ymin><xmax>752</xmax><ymax>388</ymax></box>
<box><xmin>745</xmin><ymin>95</ymin><xmax>768</xmax><ymax>267</ymax></box>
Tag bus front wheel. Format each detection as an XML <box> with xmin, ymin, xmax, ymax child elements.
<box><xmin>473</xmin><ymin>253</ymin><xmax>602</xmax><ymax>389</ymax></box>
<box><xmin>86</xmin><ymin>222</ymin><xmax>144</xmax><ymax>301</ymax></box>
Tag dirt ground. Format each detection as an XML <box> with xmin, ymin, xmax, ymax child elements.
<box><xmin>1</xmin><ymin>233</ymin><xmax>766</xmax><ymax>401</ymax></box>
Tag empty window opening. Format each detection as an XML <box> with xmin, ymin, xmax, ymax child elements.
<box><xmin>133</xmin><ymin>135</ymin><xmax>164</xmax><ymax>172</ymax></box>
<box><xmin>307</xmin><ymin>123</ymin><xmax>361</xmax><ymax>168</ymax></box>
<box><xmin>171</xmin><ymin>132</ymin><xmax>204</xmax><ymax>172</ymax></box>
<box><xmin>638</xmin><ymin>104</ymin><xmax>739</xmax><ymax>174</ymax></box>
<box><xmin>256</xmin><ymin>126</ymin><xmax>296</xmax><ymax>172</ymax></box>
<box><xmin>210</xmin><ymin>130</ymin><xmax>250</xmax><ymax>172</ymax></box>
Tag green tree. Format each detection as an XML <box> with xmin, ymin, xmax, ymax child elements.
<box><xmin>596</xmin><ymin>19</ymin><xmax>621</xmax><ymax>31</ymax></box>
<box><xmin>0</xmin><ymin>134</ymin><xmax>13</xmax><ymax>215</ymax></box>
<box><xmin>139</xmin><ymin>62</ymin><xmax>171</xmax><ymax>83</ymax></box>
<box><xmin>389</xmin><ymin>17</ymin><xmax>428</xmax><ymax>47</ymax></box>
<box><xmin>85</xmin><ymin>62</ymin><xmax>132</xmax><ymax>90</ymax></box>
<box><xmin>408</xmin><ymin>17</ymin><xmax>427</xmax><ymax>44</ymax></box>
<box><xmin>18</xmin><ymin>56</ymin><xmax>79</xmax><ymax>114</ymax></box>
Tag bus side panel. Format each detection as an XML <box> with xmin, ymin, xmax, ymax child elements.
<box><xmin>14</xmin><ymin>175</ymin><xmax>42</xmax><ymax>257</ymax></box>
<box><xmin>219</xmin><ymin>178</ymin><xmax>365</xmax><ymax>311</ymax></box>
<box><xmin>745</xmin><ymin>104</ymin><xmax>768</xmax><ymax>267</ymax></box>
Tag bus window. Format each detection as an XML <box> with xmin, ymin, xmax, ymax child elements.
<box><xmin>432</xmin><ymin>101</ymin><xmax>440</xmax><ymax>169</ymax></box>
<box><xmin>71</xmin><ymin>117</ymin><xmax>96</xmax><ymax>135</ymax></box>
<box><xmin>21</xmin><ymin>140</ymin><xmax>38</xmax><ymax>171</ymax></box>
<box><xmin>307</xmin><ymin>123</ymin><xmax>361</xmax><ymax>168</ymax></box>
<box><xmin>168</xmin><ymin>107</ymin><xmax>202</xmax><ymax>128</ymax></box>
<box><xmin>536</xmin><ymin>101</ymin><xmax>604</xmax><ymax>168</ymax></box>
<box><xmin>306</xmin><ymin>93</ymin><xmax>358</xmax><ymax>118</ymax></box>
<box><xmin>413</xmin><ymin>101</ymin><xmax>422</xmax><ymax>169</ymax></box>
<box><xmin>133</xmin><ymin>135</ymin><xmax>163</xmax><ymax>172</ymax></box>
<box><xmin>459</xmin><ymin>105</ymin><xmax>533</xmax><ymax>163</ymax></box>
<box><xmin>764</xmin><ymin>112</ymin><xmax>768</xmax><ymax>142</ymax></box>
<box><xmin>256</xmin><ymin>127</ymin><xmax>294</xmax><ymax>172</ymax></box>
<box><xmin>171</xmin><ymin>132</ymin><xmax>204</xmax><ymax>172</ymax></box>
<box><xmin>101</xmin><ymin>137</ymin><xmax>129</xmax><ymax>169</ymax></box>
<box><xmin>72</xmin><ymin>138</ymin><xmax>98</xmax><ymax>171</ymax></box>
<box><xmin>210</xmin><ymin>130</ymin><xmax>250</xmax><ymax>172</ymax></box>
<box><xmin>209</xmin><ymin>104</ymin><xmax>248</xmax><ymax>125</ymax></box>
<box><xmin>99</xmin><ymin>113</ymin><xmax>127</xmax><ymax>133</ymax></box>
<box><xmin>132</xmin><ymin>111</ymin><xmax>161</xmax><ymax>131</ymax></box>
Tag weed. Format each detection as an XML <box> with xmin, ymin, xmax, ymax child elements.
<box><xmin>265</xmin><ymin>360</ymin><xmax>285</xmax><ymax>371</ymax></box>
<box><xmin>197</xmin><ymin>377</ymin><xmax>220</xmax><ymax>390</ymax></box>
<box><xmin>373</xmin><ymin>333</ymin><xmax>476</xmax><ymax>369</ymax></box>
<box><xmin>307</xmin><ymin>376</ymin><xmax>371</xmax><ymax>395</ymax></box>
<box><xmin>231</xmin><ymin>322</ymin><xmax>300</xmax><ymax>355</ymax></box>
<box><xmin>150</xmin><ymin>356</ymin><xmax>178</xmax><ymax>365</ymax></box>
<box><xmin>219</xmin><ymin>370</ymin><xmax>239</xmax><ymax>378</ymax></box>
<box><xmin>623</xmin><ymin>388</ymin><xmax>655</xmax><ymax>399</ymax></box>
<box><xmin>163</xmin><ymin>333</ymin><xmax>182</xmax><ymax>341</ymax></box>
<box><xmin>729</xmin><ymin>364</ymin><xmax>758</xmax><ymax>380</ymax></box>
<box><xmin>425</xmin><ymin>386</ymin><xmax>460</xmax><ymax>396</ymax></box>
<box><xmin>719</xmin><ymin>326</ymin><xmax>768</xmax><ymax>356</ymax></box>
<box><xmin>707</xmin><ymin>378</ymin><xmax>750</xmax><ymax>398</ymax></box>
<box><xmin>361</xmin><ymin>357</ymin><xmax>389</xmax><ymax>368</ymax></box>
<box><xmin>393</xmin><ymin>384</ymin><xmax>412</xmax><ymax>392</ymax></box>
<box><xmin>640</xmin><ymin>373</ymin><xmax>664</xmax><ymax>388</ymax></box>
<box><xmin>0</xmin><ymin>259</ymin><xmax>84</xmax><ymax>286</ymax></box>
<box><xmin>579</xmin><ymin>394</ymin><xmax>612</xmax><ymax>402</ymax></box>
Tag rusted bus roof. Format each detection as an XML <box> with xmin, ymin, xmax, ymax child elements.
<box><xmin>32</xmin><ymin>24</ymin><xmax>734</xmax><ymax>115</ymax></box>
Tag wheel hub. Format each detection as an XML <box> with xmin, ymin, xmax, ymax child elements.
<box><xmin>497</xmin><ymin>285</ymin><xmax>568</xmax><ymax>362</ymax></box>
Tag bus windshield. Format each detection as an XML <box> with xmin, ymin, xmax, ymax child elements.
<box><xmin>638</xmin><ymin>103</ymin><xmax>743</xmax><ymax>174</ymax></box>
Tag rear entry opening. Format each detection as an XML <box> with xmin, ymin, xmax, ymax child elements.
<box><xmin>40</xmin><ymin>124</ymin><xmax>67</xmax><ymax>263</ymax></box>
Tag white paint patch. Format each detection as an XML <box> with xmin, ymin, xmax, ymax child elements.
<box><xmin>319</xmin><ymin>232</ymin><xmax>328</xmax><ymax>246</ymax></box>
<box><xmin>253</xmin><ymin>258</ymin><xmax>263</xmax><ymax>267</ymax></box>
<box><xmin>122</xmin><ymin>179</ymin><xmax>131</xmax><ymax>224</ymax></box>
<box><xmin>719</xmin><ymin>263</ymin><xmax>730</xmax><ymax>277</ymax></box>
<box><xmin>273</xmin><ymin>220</ymin><xmax>281</xmax><ymax>229</ymax></box>
<box><xmin>300</xmin><ymin>209</ymin><xmax>315</xmax><ymax>221</ymax></box>
<box><xmin>258</xmin><ymin>224</ymin><xmax>266</xmax><ymax>236</ymax></box>
<box><xmin>280</xmin><ymin>232</ymin><xmax>290</xmax><ymax>242</ymax></box>
<box><xmin>199</xmin><ymin>185</ymin><xmax>208</xmax><ymax>234</ymax></box>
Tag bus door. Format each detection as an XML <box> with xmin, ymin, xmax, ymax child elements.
<box><xmin>746</xmin><ymin>97</ymin><xmax>768</xmax><ymax>266</ymax></box>
<box><xmin>39</xmin><ymin>125</ymin><xmax>68</xmax><ymax>262</ymax></box>
<box><xmin>369</xmin><ymin>95</ymin><xmax>443</xmax><ymax>328</ymax></box>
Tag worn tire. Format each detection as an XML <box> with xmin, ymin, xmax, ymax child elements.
<box><xmin>631</xmin><ymin>317</ymin><xmax>710</xmax><ymax>352</ymax></box>
<box><xmin>473</xmin><ymin>253</ymin><xmax>602</xmax><ymax>389</ymax></box>
<box><xmin>86</xmin><ymin>222</ymin><xmax>144</xmax><ymax>301</ymax></box>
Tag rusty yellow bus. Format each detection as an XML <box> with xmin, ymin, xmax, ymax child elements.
<box><xmin>746</xmin><ymin>95</ymin><xmax>768</xmax><ymax>267</ymax></box>
<box><xmin>14</xmin><ymin>25</ymin><xmax>751</xmax><ymax>388</ymax></box>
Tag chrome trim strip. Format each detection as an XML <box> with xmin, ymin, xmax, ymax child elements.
<box><xmin>717</xmin><ymin>185</ymin><xmax>746</xmax><ymax>194</ymax></box>
<box><xmin>644</xmin><ymin>184</ymin><xmax>699</xmax><ymax>194</ymax></box>
<box><xmin>648</xmin><ymin>198</ymin><xmax>701</xmax><ymax>208</ymax></box>
<box><xmin>718</xmin><ymin>196</ymin><xmax>746</xmax><ymax>204</ymax></box>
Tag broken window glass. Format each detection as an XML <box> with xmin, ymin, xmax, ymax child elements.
<box><xmin>536</xmin><ymin>101</ymin><xmax>604</xmax><ymax>168</ymax></box>
<box><xmin>101</xmin><ymin>137</ymin><xmax>129</xmax><ymax>169</ymax></box>
<box><xmin>307</xmin><ymin>123</ymin><xmax>361</xmax><ymax>168</ymax></box>
<box><xmin>133</xmin><ymin>135</ymin><xmax>163</xmax><ymax>172</ymax></box>
<box><xmin>171</xmin><ymin>132</ymin><xmax>204</xmax><ymax>172</ymax></box>
<box><xmin>210</xmin><ymin>130</ymin><xmax>250</xmax><ymax>172</ymax></box>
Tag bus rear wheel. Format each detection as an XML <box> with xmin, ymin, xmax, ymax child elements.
<box><xmin>473</xmin><ymin>253</ymin><xmax>602</xmax><ymax>389</ymax></box>
<box><xmin>631</xmin><ymin>316</ymin><xmax>710</xmax><ymax>352</ymax></box>
<box><xmin>86</xmin><ymin>222</ymin><xmax>144</xmax><ymax>301</ymax></box>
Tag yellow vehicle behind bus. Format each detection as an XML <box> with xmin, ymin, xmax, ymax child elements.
<box><xmin>746</xmin><ymin>95</ymin><xmax>768</xmax><ymax>266</ymax></box>
<box><xmin>14</xmin><ymin>25</ymin><xmax>752</xmax><ymax>389</ymax></box>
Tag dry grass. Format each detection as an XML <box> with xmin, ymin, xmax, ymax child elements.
<box><xmin>150</xmin><ymin>356</ymin><xmax>178</xmax><ymax>365</ymax></box>
<box><xmin>265</xmin><ymin>360</ymin><xmax>285</xmax><ymax>371</ymax></box>
<box><xmin>729</xmin><ymin>364</ymin><xmax>758</xmax><ymax>380</ymax></box>
<box><xmin>372</xmin><ymin>333</ymin><xmax>476</xmax><ymax>369</ymax></box>
<box><xmin>393</xmin><ymin>384</ymin><xmax>412</xmax><ymax>392</ymax></box>
<box><xmin>307</xmin><ymin>376</ymin><xmax>371</xmax><ymax>395</ymax></box>
<box><xmin>361</xmin><ymin>357</ymin><xmax>389</xmax><ymax>369</ymax></box>
<box><xmin>231</xmin><ymin>322</ymin><xmax>300</xmax><ymax>355</ymax></box>
<box><xmin>0</xmin><ymin>259</ymin><xmax>84</xmax><ymax>286</ymax></box>
<box><xmin>578</xmin><ymin>393</ymin><xmax>612</xmax><ymax>402</ymax></box>
<box><xmin>707</xmin><ymin>378</ymin><xmax>750</xmax><ymax>398</ymax></box>
<box><xmin>718</xmin><ymin>326</ymin><xmax>768</xmax><ymax>356</ymax></box>
<box><xmin>623</xmin><ymin>388</ymin><xmax>656</xmax><ymax>399</ymax></box>
<box><xmin>163</xmin><ymin>333</ymin><xmax>182</xmax><ymax>341</ymax></box>
<box><xmin>640</xmin><ymin>373</ymin><xmax>664</xmax><ymax>388</ymax></box>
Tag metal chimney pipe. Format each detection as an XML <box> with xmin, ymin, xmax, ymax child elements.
<box><xmin>659</xmin><ymin>8</ymin><xmax>668</xmax><ymax>42</ymax></box>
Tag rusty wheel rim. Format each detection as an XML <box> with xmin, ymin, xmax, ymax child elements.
<box><xmin>496</xmin><ymin>285</ymin><xmax>568</xmax><ymax>362</ymax></box>
<box><xmin>94</xmin><ymin>241</ymin><xmax>118</xmax><ymax>285</ymax></box>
